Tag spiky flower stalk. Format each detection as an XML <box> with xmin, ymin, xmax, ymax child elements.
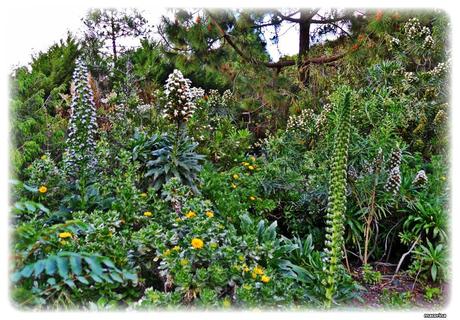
<box><xmin>384</xmin><ymin>147</ymin><xmax>402</xmax><ymax>194</ymax></box>
<box><xmin>63</xmin><ymin>57</ymin><xmax>98</xmax><ymax>180</ymax></box>
<box><xmin>163</xmin><ymin>69</ymin><xmax>196</xmax><ymax>124</ymax></box>
<box><xmin>324</xmin><ymin>90</ymin><xmax>352</xmax><ymax>307</ymax></box>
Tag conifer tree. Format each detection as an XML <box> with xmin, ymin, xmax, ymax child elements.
<box><xmin>63</xmin><ymin>57</ymin><xmax>98</xmax><ymax>181</ymax></box>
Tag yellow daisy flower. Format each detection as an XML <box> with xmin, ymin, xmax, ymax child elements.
<box><xmin>261</xmin><ymin>275</ymin><xmax>271</xmax><ymax>283</ymax></box>
<box><xmin>185</xmin><ymin>211</ymin><xmax>196</xmax><ymax>218</ymax></box>
<box><xmin>233</xmin><ymin>174</ymin><xmax>239</xmax><ymax>179</ymax></box>
<box><xmin>143</xmin><ymin>211</ymin><xmax>153</xmax><ymax>217</ymax></box>
<box><xmin>253</xmin><ymin>265</ymin><xmax>264</xmax><ymax>275</ymax></box>
<box><xmin>38</xmin><ymin>186</ymin><xmax>48</xmax><ymax>193</ymax></box>
<box><xmin>205</xmin><ymin>210</ymin><xmax>214</xmax><ymax>218</ymax></box>
<box><xmin>191</xmin><ymin>238</ymin><xmax>204</xmax><ymax>249</ymax></box>
<box><xmin>58</xmin><ymin>232</ymin><xmax>72</xmax><ymax>239</ymax></box>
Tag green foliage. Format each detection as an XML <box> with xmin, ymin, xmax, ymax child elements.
<box><xmin>413</xmin><ymin>240</ymin><xmax>447</xmax><ymax>282</ymax></box>
<box><xmin>380</xmin><ymin>289</ymin><xmax>413</xmax><ymax>308</ymax></box>
<box><xmin>138</xmin><ymin>133</ymin><xmax>205</xmax><ymax>193</ymax></box>
<box><xmin>423</xmin><ymin>286</ymin><xmax>441</xmax><ymax>302</ymax></box>
<box><xmin>361</xmin><ymin>264</ymin><xmax>382</xmax><ymax>285</ymax></box>
<box><xmin>9</xmin><ymin>9</ymin><xmax>449</xmax><ymax>310</ymax></box>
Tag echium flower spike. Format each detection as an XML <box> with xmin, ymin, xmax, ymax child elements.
<box><xmin>63</xmin><ymin>57</ymin><xmax>98</xmax><ymax>181</ymax></box>
<box><xmin>163</xmin><ymin>69</ymin><xmax>197</xmax><ymax>124</ymax></box>
<box><xmin>324</xmin><ymin>90</ymin><xmax>352</xmax><ymax>308</ymax></box>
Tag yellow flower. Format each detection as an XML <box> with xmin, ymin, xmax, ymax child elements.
<box><xmin>191</xmin><ymin>238</ymin><xmax>204</xmax><ymax>249</ymax></box>
<box><xmin>205</xmin><ymin>210</ymin><xmax>214</xmax><ymax>218</ymax></box>
<box><xmin>222</xmin><ymin>298</ymin><xmax>231</xmax><ymax>308</ymax></box>
<box><xmin>180</xmin><ymin>259</ymin><xmax>189</xmax><ymax>266</ymax></box>
<box><xmin>242</xmin><ymin>162</ymin><xmax>250</xmax><ymax>166</ymax></box>
<box><xmin>231</xmin><ymin>183</ymin><xmax>237</xmax><ymax>189</ymax></box>
<box><xmin>185</xmin><ymin>211</ymin><xmax>196</xmax><ymax>218</ymax></box>
<box><xmin>175</xmin><ymin>217</ymin><xmax>182</xmax><ymax>222</ymax></box>
<box><xmin>250</xmin><ymin>156</ymin><xmax>256</xmax><ymax>162</ymax></box>
<box><xmin>251</xmin><ymin>272</ymin><xmax>257</xmax><ymax>279</ymax></box>
<box><xmin>253</xmin><ymin>266</ymin><xmax>264</xmax><ymax>275</ymax></box>
<box><xmin>140</xmin><ymin>192</ymin><xmax>148</xmax><ymax>197</ymax></box>
<box><xmin>233</xmin><ymin>174</ymin><xmax>239</xmax><ymax>179</ymax></box>
<box><xmin>248</xmin><ymin>165</ymin><xmax>254</xmax><ymax>170</ymax></box>
<box><xmin>261</xmin><ymin>275</ymin><xmax>271</xmax><ymax>283</ymax></box>
<box><xmin>38</xmin><ymin>186</ymin><xmax>48</xmax><ymax>194</ymax></box>
<box><xmin>242</xmin><ymin>266</ymin><xmax>250</xmax><ymax>273</ymax></box>
<box><xmin>58</xmin><ymin>232</ymin><xmax>72</xmax><ymax>239</ymax></box>
<box><xmin>108</xmin><ymin>231</ymin><xmax>113</xmax><ymax>237</ymax></box>
<box><xmin>249</xmin><ymin>196</ymin><xmax>256</xmax><ymax>201</ymax></box>
<box><xmin>143</xmin><ymin>211</ymin><xmax>153</xmax><ymax>217</ymax></box>
<box><xmin>173</xmin><ymin>245</ymin><xmax>180</xmax><ymax>251</ymax></box>
<box><xmin>163</xmin><ymin>249</ymin><xmax>171</xmax><ymax>256</ymax></box>
<box><xmin>41</xmin><ymin>155</ymin><xmax>47</xmax><ymax>160</ymax></box>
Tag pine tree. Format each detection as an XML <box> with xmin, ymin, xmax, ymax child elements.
<box><xmin>324</xmin><ymin>89</ymin><xmax>352</xmax><ymax>307</ymax></box>
<box><xmin>63</xmin><ymin>57</ymin><xmax>98</xmax><ymax>181</ymax></box>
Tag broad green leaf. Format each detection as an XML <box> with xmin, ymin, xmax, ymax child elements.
<box><xmin>34</xmin><ymin>260</ymin><xmax>46</xmax><ymax>277</ymax></box>
<box><xmin>76</xmin><ymin>276</ymin><xmax>89</xmax><ymax>285</ymax></box>
<box><xmin>45</xmin><ymin>257</ymin><xmax>57</xmax><ymax>275</ymax></box>
<box><xmin>69</xmin><ymin>255</ymin><xmax>82</xmax><ymax>276</ymax></box>
<box><xmin>56</xmin><ymin>256</ymin><xmax>69</xmax><ymax>279</ymax></box>
<box><xmin>110</xmin><ymin>272</ymin><xmax>123</xmax><ymax>283</ymax></box>
<box><xmin>84</xmin><ymin>256</ymin><xmax>103</xmax><ymax>276</ymax></box>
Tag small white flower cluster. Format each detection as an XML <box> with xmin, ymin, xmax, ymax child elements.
<box><xmin>207</xmin><ymin>89</ymin><xmax>233</xmax><ymax>111</ymax></box>
<box><xmin>434</xmin><ymin>108</ymin><xmax>447</xmax><ymax>127</ymax></box>
<box><xmin>404</xmin><ymin>71</ymin><xmax>417</xmax><ymax>83</ymax></box>
<box><xmin>163</xmin><ymin>69</ymin><xmax>196</xmax><ymax>123</ymax></box>
<box><xmin>63</xmin><ymin>57</ymin><xmax>98</xmax><ymax>179</ymax></box>
<box><xmin>423</xmin><ymin>35</ymin><xmax>435</xmax><ymax>49</ymax></box>
<box><xmin>386</xmin><ymin>34</ymin><xmax>401</xmax><ymax>51</ymax></box>
<box><xmin>286</xmin><ymin>108</ymin><xmax>314</xmax><ymax>133</ymax></box>
<box><xmin>403</xmin><ymin>18</ymin><xmax>434</xmax><ymax>49</ymax></box>
<box><xmin>137</xmin><ymin>104</ymin><xmax>153</xmax><ymax>114</ymax></box>
<box><xmin>412</xmin><ymin>169</ymin><xmax>428</xmax><ymax>186</ymax></box>
<box><xmin>428</xmin><ymin>61</ymin><xmax>449</xmax><ymax>77</ymax></box>
<box><xmin>315</xmin><ymin>103</ymin><xmax>332</xmax><ymax>131</ymax></box>
<box><xmin>189</xmin><ymin>86</ymin><xmax>205</xmax><ymax>101</ymax></box>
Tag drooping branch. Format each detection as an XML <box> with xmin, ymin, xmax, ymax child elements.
<box><xmin>206</xmin><ymin>10</ymin><xmax>349</xmax><ymax>71</ymax></box>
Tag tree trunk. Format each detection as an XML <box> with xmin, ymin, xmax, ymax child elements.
<box><xmin>298</xmin><ymin>10</ymin><xmax>311</xmax><ymax>85</ymax></box>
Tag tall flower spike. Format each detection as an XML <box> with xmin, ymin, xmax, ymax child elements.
<box><xmin>163</xmin><ymin>69</ymin><xmax>196</xmax><ymax>124</ymax></box>
<box><xmin>384</xmin><ymin>166</ymin><xmax>402</xmax><ymax>194</ymax></box>
<box><xmin>63</xmin><ymin>57</ymin><xmax>98</xmax><ymax>181</ymax></box>
<box><xmin>324</xmin><ymin>90</ymin><xmax>352</xmax><ymax>308</ymax></box>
